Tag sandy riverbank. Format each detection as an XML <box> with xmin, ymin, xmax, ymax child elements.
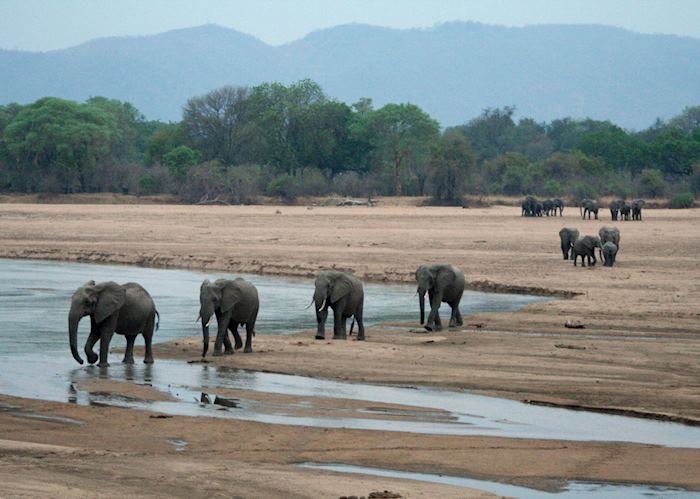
<box><xmin>1</xmin><ymin>202</ymin><xmax>699</xmax><ymax>496</ymax></box>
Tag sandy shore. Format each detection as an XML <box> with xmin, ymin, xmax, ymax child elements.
<box><xmin>1</xmin><ymin>201</ymin><xmax>699</xmax><ymax>496</ymax></box>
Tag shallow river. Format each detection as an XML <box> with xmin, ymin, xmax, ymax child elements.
<box><xmin>0</xmin><ymin>259</ymin><xmax>698</xmax><ymax>497</ymax></box>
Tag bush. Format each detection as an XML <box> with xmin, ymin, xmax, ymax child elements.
<box><xmin>669</xmin><ymin>192</ymin><xmax>695</xmax><ymax>209</ymax></box>
<box><xmin>691</xmin><ymin>162</ymin><xmax>700</xmax><ymax>196</ymax></box>
<box><xmin>267</xmin><ymin>173</ymin><xmax>300</xmax><ymax>202</ymax></box>
<box><xmin>542</xmin><ymin>179</ymin><xmax>562</xmax><ymax>197</ymax></box>
<box><xmin>638</xmin><ymin>168</ymin><xmax>667</xmax><ymax>197</ymax></box>
<box><xmin>138</xmin><ymin>174</ymin><xmax>161</xmax><ymax>195</ymax></box>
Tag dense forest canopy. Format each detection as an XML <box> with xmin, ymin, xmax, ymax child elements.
<box><xmin>1</xmin><ymin>80</ymin><xmax>699</xmax><ymax>204</ymax></box>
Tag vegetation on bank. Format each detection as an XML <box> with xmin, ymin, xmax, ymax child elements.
<box><xmin>1</xmin><ymin>80</ymin><xmax>699</xmax><ymax>205</ymax></box>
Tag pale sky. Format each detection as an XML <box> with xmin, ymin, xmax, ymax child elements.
<box><xmin>0</xmin><ymin>0</ymin><xmax>699</xmax><ymax>51</ymax></box>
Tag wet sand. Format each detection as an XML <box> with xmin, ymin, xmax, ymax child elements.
<box><xmin>1</xmin><ymin>201</ymin><xmax>699</xmax><ymax>496</ymax></box>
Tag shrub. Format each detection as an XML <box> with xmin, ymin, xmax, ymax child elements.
<box><xmin>542</xmin><ymin>179</ymin><xmax>562</xmax><ymax>197</ymax></box>
<box><xmin>638</xmin><ymin>168</ymin><xmax>667</xmax><ymax>197</ymax></box>
<box><xmin>138</xmin><ymin>174</ymin><xmax>161</xmax><ymax>195</ymax></box>
<box><xmin>669</xmin><ymin>192</ymin><xmax>695</xmax><ymax>209</ymax></box>
<box><xmin>267</xmin><ymin>173</ymin><xmax>300</xmax><ymax>202</ymax></box>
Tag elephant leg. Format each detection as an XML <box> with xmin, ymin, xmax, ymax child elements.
<box><xmin>228</xmin><ymin>320</ymin><xmax>243</xmax><ymax>350</ymax></box>
<box><xmin>453</xmin><ymin>302</ymin><xmax>463</xmax><ymax>327</ymax></box>
<box><xmin>142</xmin><ymin>316</ymin><xmax>155</xmax><ymax>364</ymax></box>
<box><xmin>122</xmin><ymin>335</ymin><xmax>136</xmax><ymax>364</ymax></box>
<box><xmin>243</xmin><ymin>322</ymin><xmax>254</xmax><ymax>353</ymax></box>
<box><xmin>84</xmin><ymin>330</ymin><xmax>100</xmax><ymax>365</ymax></box>
<box><xmin>213</xmin><ymin>311</ymin><xmax>232</xmax><ymax>356</ymax></box>
<box><xmin>95</xmin><ymin>316</ymin><xmax>118</xmax><ymax>367</ymax></box>
<box><xmin>333</xmin><ymin>306</ymin><xmax>346</xmax><ymax>339</ymax></box>
<box><xmin>449</xmin><ymin>304</ymin><xmax>459</xmax><ymax>327</ymax></box>
<box><xmin>356</xmin><ymin>310</ymin><xmax>365</xmax><ymax>341</ymax></box>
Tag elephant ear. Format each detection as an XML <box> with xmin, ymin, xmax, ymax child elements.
<box><xmin>219</xmin><ymin>281</ymin><xmax>242</xmax><ymax>314</ymax></box>
<box><xmin>94</xmin><ymin>282</ymin><xmax>126</xmax><ymax>324</ymax></box>
<box><xmin>330</xmin><ymin>275</ymin><xmax>352</xmax><ymax>304</ymax></box>
<box><xmin>436</xmin><ymin>266</ymin><xmax>456</xmax><ymax>291</ymax></box>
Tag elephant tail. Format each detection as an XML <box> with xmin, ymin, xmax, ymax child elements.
<box><xmin>155</xmin><ymin>310</ymin><xmax>160</xmax><ymax>331</ymax></box>
<box><xmin>349</xmin><ymin>317</ymin><xmax>356</xmax><ymax>336</ymax></box>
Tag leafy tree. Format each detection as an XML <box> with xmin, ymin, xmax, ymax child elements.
<box><xmin>638</xmin><ymin>168</ymin><xmax>668</xmax><ymax>197</ymax></box>
<box><xmin>146</xmin><ymin>123</ymin><xmax>186</xmax><ymax>165</ymax></box>
<box><xmin>428</xmin><ymin>130</ymin><xmax>476</xmax><ymax>204</ymax></box>
<box><xmin>454</xmin><ymin>106</ymin><xmax>516</xmax><ymax>162</ymax></box>
<box><xmin>365</xmin><ymin>103</ymin><xmax>439</xmax><ymax>195</ymax></box>
<box><xmin>577</xmin><ymin>124</ymin><xmax>649</xmax><ymax>176</ymax></box>
<box><xmin>163</xmin><ymin>145</ymin><xmax>200</xmax><ymax>180</ymax></box>
<box><xmin>668</xmin><ymin>106</ymin><xmax>700</xmax><ymax>133</ymax></box>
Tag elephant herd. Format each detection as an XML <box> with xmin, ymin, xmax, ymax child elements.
<box><xmin>559</xmin><ymin>226</ymin><xmax>620</xmax><ymax>267</ymax></box>
<box><xmin>67</xmin><ymin>265</ymin><xmax>466</xmax><ymax>367</ymax></box>
<box><xmin>521</xmin><ymin>196</ymin><xmax>564</xmax><ymax>217</ymax></box>
<box><xmin>609</xmin><ymin>199</ymin><xmax>645</xmax><ymax>221</ymax></box>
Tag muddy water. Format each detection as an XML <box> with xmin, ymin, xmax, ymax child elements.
<box><xmin>1</xmin><ymin>259</ymin><xmax>699</xmax><ymax>451</ymax></box>
<box><xmin>300</xmin><ymin>463</ymin><xmax>693</xmax><ymax>498</ymax></box>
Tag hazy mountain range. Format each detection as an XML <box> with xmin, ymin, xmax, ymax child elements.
<box><xmin>1</xmin><ymin>22</ymin><xmax>698</xmax><ymax>129</ymax></box>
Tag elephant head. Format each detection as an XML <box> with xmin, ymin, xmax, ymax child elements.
<box><xmin>199</xmin><ymin>279</ymin><xmax>243</xmax><ymax>357</ymax></box>
<box><xmin>313</xmin><ymin>272</ymin><xmax>353</xmax><ymax>333</ymax></box>
<box><xmin>415</xmin><ymin>265</ymin><xmax>456</xmax><ymax>326</ymax></box>
<box><xmin>68</xmin><ymin>281</ymin><xmax>125</xmax><ymax>364</ymax></box>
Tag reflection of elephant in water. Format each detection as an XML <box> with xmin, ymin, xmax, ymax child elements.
<box><xmin>416</xmin><ymin>264</ymin><xmax>465</xmax><ymax>331</ymax></box>
<box><xmin>68</xmin><ymin>281</ymin><xmax>159</xmax><ymax>367</ymax></box>
<box><xmin>572</xmin><ymin>236</ymin><xmax>603</xmax><ymax>267</ymax></box>
<box><xmin>558</xmin><ymin>227</ymin><xmax>579</xmax><ymax>260</ymax></box>
<box><xmin>313</xmin><ymin>271</ymin><xmax>365</xmax><ymax>340</ymax></box>
<box><xmin>602</xmin><ymin>242</ymin><xmax>618</xmax><ymax>267</ymax></box>
<box><xmin>199</xmin><ymin>278</ymin><xmax>258</xmax><ymax>357</ymax></box>
<box><xmin>599</xmin><ymin>226</ymin><xmax>621</xmax><ymax>248</ymax></box>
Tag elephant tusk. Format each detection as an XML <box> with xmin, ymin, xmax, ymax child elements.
<box><xmin>195</xmin><ymin>314</ymin><xmax>201</xmax><ymax>323</ymax></box>
<box><xmin>205</xmin><ymin>318</ymin><xmax>212</xmax><ymax>328</ymax></box>
<box><xmin>317</xmin><ymin>298</ymin><xmax>326</xmax><ymax>312</ymax></box>
<box><xmin>303</xmin><ymin>298</ymin><xmax>314</xmax><ymax>310</ymax></box>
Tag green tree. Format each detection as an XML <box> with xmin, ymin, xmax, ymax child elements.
<box><xmin>428</xmin><ymin>130</ymin><xmax>476</xmax><ymax>204</ymax></box>
<box><xmin>638</xmin><ymin>168</ymin><xmax>667</xmax><ymax>197</ymax></box>
<box><xmin>365</xmin><ymin>103</ymin><xmax>439</xmax><ymax>195</ymax></box>
<box><xmin>454</xmin><ymin>106</ymin><xmax>516</xmax><ymax>162</ymax></box>
<box><xmin>163</xmin><ymin>145</ymin><xmax>200</xmax><ymax>180</ymax></box>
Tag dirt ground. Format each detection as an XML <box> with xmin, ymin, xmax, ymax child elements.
<box><xmin>1</xmin><ymin>200</ymin><xmax>699</xmax><ymax>497</ymax></box>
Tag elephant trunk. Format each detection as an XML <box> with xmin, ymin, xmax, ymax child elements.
<box><xmin>68</xmin><ymin>310</ymin><xmax>84</xmax><ymax>365</ymax></box>
<box><xmin>199</xmin><ymin>304</ymin><xmax>214</xmax><ymax>357</ymax></box>
<box><xmin>201</xmin><ymin>322</ymin><xmax>209</xmax><ymax>357</ymax></box>
<box><xmin>313</xmin><ymin>289</ymin><xmax>327</xmax><ymax>337</ymax></box>
<box><xmin>418</xmin><ymin>288</ymin><xmax>426</xmax><ymax>325</ymax></box>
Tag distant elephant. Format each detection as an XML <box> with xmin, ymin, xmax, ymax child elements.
<box><xmin>313</xmin><ymin>271</ymin><xmax>364</xmax><ymax>340</ymax></box>
<box><xmin>535</xmin><ymin>201</ymin><xmax>544</xmax><ymax>217</ymax></box>
<box><xmin>619</xmin><ymin>201</ymin><xmax>631</xmax><ymax>221</ymax></box>
<box><xmin>68</xmin><ymin>281</ymin><xmax>159</xmax><ymax>367</ymax></box>
<box><xmin>598</xmin><ymin>226</ymin><xmax>621</xmax><ymax>248</ymax></box>
<box><xmin>542</xmin><ymin>199</ymin><xmax>554</xmax><ymax>216</ymax></box>
<box><xmin>602</xmin><ymin>242</ymin><xmax>618</xmax><ymax>267</ymax></box>
<box><xmin>416</xmin><ymin>264</ymin><xmax>465</xmax><ymax>331</ymax></box>
<box><xmin>632</xmin><ymin>199</ymin><xmax>645</xmax><ymax>221</ymax></box>
<box><xmin>580</xmin><ymin>199</ymin><xmax>599</xmax><ymax>220</ymax></box>
<box><xmin>521</xmin><ymin>195</ymin><xmax>537</xmax><ymax>217</ymax></box>
<box><xmin>558</xmin><ymin>227</ymin><xmax>580</xmax><ymax>260</ymax></box>
<box><xmin>199</xmin><ymin>278</ymin><xmax>259</xmax><ymax>357</ymax></box>
<box><xmin>572</xmin><ymin>235</ymin><xmax>603</xmax><ymax>267</ymax></box>
<box><xmin>609</xmin><ymin>199</ymin><xmax>622</xmax><ymax>221</ymax></box>
<box><xmin>552</xmin><ymin>198</ymin><xmax>564</xmax><ymax>216</ymax></box>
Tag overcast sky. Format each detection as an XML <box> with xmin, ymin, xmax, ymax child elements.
<box><xmin>1</xmin><ymin>0</ymin><xmax>699</xmax><ymax>51</ymax></box>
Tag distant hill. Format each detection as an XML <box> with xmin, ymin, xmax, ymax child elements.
<box><xmin>1</xmin><ymin>22</ymin><xmax>699</xmax><ymax>129</ymax></box>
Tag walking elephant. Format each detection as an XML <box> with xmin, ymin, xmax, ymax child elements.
<box><xmin>632</xmin><ymin>199</ymin><xmax>645</xmax><ymax>221</ymax></box>
<box><xmin>599</xmin><ymin>226</ymin><xmax>621</xmax><ymax>248</ymax></box>
<box><xmin>543</xmin><ymin>199</ymin><xmax>554</xmax><ymax>216</ymax></box>
<box><xmin>199</xmin><ymin>278</ymin><xmax>259</xmax><ymax>357</ymax></box>
<box><xmin>602</xmin><ymin>242</ymin><xmax>618</xmax><ymax>267</ymax></box>
<box><xmin>552</xmin><ymin>198</ymin><xmax>564</xmax><ymax>216</ymax></box>
<box><xmin>572</xmin><ymin>236</ymin><xmax>603</xmax><ymax>267</ymax></box>
<box><xmin>609</xmin><ymin>199</ymin><xmax>622</xmax><ymax>221</ymax></box>
<box><xmin>312</xmin><ymin>271</ymin><xmax>365</xmax><ymax>340</ymax></box>
<box><xmin>620</xmin><ymin>201</ymin><xmax>631</xmax><ymax>221</ymax></box>
<box><xmin>416</xmin><ymin>264</ymin><xmax>465</xmax><ymax>331</ymax></box>
<box><xmin>580</xmin><ymin>199</ymin><xmax>599</xmax><ymax>220</ymax></box>
<box><xmin>558</xmin><ymin>227</ymin><xmax>580</xmax><ymax>260</ymax></box>
<box><xmin>68</xmin><ymin>281</ymin><xmax>159</xmax><ymax>367</ymax></box>
<box><xmin>521</xmin><ymin>196</ymin><xmax>537</xmax><ymax>217</ymax></box>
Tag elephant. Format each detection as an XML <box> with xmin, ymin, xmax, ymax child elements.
<box><xmin>552</xmin><ymin>198</ymin><xmax>564</xmax><ymax>216</ymax></box>
<box><xmin>521</xmin><ymin>195</ymin><xmax>537</xmax><ymax>217</ymax></box>
<box><xmin>572</xmin><ymin>235</ymin><xmax>603</xmax><ymax>267</ymax></box>
<box><xmin>619</xmin><ymin>201</ymin><xmax>631</xmax><ymax>221</ymax></box>
<box><xmin>199</xmin><ymin>278</ymin><xmax>259</xmax><ymax>357</ymax></box>
<box><xmin>68</xmin><ymin>281</ymin><xmax>159</xmax><ymax>367</ymax></box>
<box><xmin>535</xmin><ymin>201</ymin><xmax>544</xmax><ymax>217</ymax></box>
<box><xmin>598</xmin><ymin>226</ymin><xmax>621</xmax><ymax>248</ymax></box>
<box><xmin>580</xmin><ymin>199</ymin><xmax>599</xmax><ymax>220</ymax></box>
<box><xmin>416</xmin><ymin>264</ymin><xmax>465</xmax><ymax>331</ymax></box>
<box><xmin>542</xmin><ymin>199</ymin><xmax>554</xmax><ymax>216</ymax></box>
<box><xmin>602</xmin><ymin>241</ymin><xmax>618</xmax><ymax>267</ymax></box>
<box><xmin>558</xmin><ymin>227</ymin><xmax>580</xmax><ymax>260</ymax></box>
<box><xmin>312</xmin><ymin>271</ymin><xmax>365</xmax><ymax>340</ymax></box>
<box><xmin>609</xmin><ymin>199</ymin><xmax>622</xmax><ymax>221</ymax></box>
<box><xmin>632</xmin><ymin>199</ymin><xmax>645</xmax><ymax>221</ymax></box>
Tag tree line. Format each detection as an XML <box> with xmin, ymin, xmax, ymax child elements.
<box><xmin>1</xmin><ymin>79</ymin><xmax>699</xmax><ymax>204</ymax></box>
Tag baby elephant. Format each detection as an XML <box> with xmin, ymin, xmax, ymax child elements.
<box><xmin>572</xmin><ymin>235</ymin><xmax>603</xmax><ymax>267</ymax></box>
<box><xmin>598</xmin><ymin>226</ymin><xmax>620</xmax><ymax>249</ymax></box>
<box><xmin>199</xmin><ymin>278</ymin><xmax>259</xmax><ymax>357</ymax></box>
<box><xmin>558</xmin><ymin>227</ymin><xmax>579</xmax><ymax>260</ymax></box>
<box><xmin>416</xmin><ymin>264</ymin><xmax>465</xmax><ymax>331</ymax></box>
<box><xmin>68</xmin><ymin>281</ymin><xmax>159</xmax><ymax>367</ymax></box>
<box><xmin>602</xmin><ymin>242</ymin><xmax>618</xmax><ymax>267</ymax></box>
